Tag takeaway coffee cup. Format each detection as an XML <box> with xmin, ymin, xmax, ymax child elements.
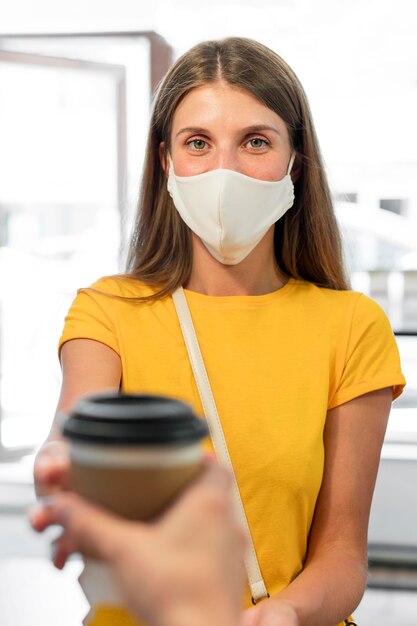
<box><xmin>62</xmin><ymin>391</ymin><xmax>208</xmax><ymax>626</ymax></box>
<box><xmin>63</xmin><ymin>391</ymin><xmax>208</xmax><ymax>519</ymax></box>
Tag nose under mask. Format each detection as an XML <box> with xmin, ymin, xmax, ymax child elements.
<box><xmin>167</xmin><ymin>154</ymin><xmax>295</xmax><ymax>265</ymax></box>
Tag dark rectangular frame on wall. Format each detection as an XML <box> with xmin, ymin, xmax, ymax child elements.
<box><xmin>0</xmin><ymin>31</ymin><xmax>173</xmax><ymax>460</ymax></box>
<box><xmin>0</xmin><ymin>31</ymin><xmax>173</xmax><ymax>93</ymax></box>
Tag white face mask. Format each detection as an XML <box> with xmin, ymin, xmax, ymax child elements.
<box><xmin>167</xmin><ymin>154</ymin><xmax>295</xmax><ymax>265</ymax></box>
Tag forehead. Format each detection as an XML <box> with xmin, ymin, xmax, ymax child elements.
<box><xmin>171</xmin><ymin>82</ymin><xmax>289</xmax><ymax>138</ymax></box>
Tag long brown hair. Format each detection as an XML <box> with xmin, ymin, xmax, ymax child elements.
<box><xmin>126</xmin><ymin>37</ymin><xmax>349</xmax><ymax>296</ymax></box>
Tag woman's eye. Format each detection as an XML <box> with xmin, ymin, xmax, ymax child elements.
<box><xmin>187</xmin><ymin>139</ymin><xmax>208</xmax><ymax>150</ymax></box>
<box><xmin>247</xmin><ymin>137</ymin><xmax>268</xmax><ymax>149</ymax></box>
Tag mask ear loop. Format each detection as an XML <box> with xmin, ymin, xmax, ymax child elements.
<box><xmin>286</xmin><ymin>152</ymin><xmax>296</xmax><ymax>175</ymax></box>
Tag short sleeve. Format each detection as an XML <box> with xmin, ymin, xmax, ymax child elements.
<box><xmin>58</xmin><ymin>278</ymin><xmax>120</xmax><ymax>360</ymax></box>
<box><xmin>328</xmin><ymin>294</ymin><xmax>406</xmax><ymax>409</ymax></box>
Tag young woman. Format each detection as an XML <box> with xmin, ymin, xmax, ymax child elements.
<box><xmin>34</xmin><ymin>37</ymin><xmax>405</xmax><ymax>626</ymax></box>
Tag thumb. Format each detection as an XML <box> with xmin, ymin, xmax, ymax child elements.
<box><xmin>190</xmin><ymin>459</ymin><xmax>233</xmax><ymax>495</ymax></box>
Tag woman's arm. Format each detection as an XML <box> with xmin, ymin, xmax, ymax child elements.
<box><xmin>34</xmin><ymin>338</ymin><xmax>121</xmax><ymax>496</ymax></box>
<box><xmin>243</xmin><ymin>387</ymin><xmax>392</xmax><ymax>626</ymax></box>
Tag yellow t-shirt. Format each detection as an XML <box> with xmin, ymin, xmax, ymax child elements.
<box><xmin>59</xmin><ymin>275</ymin><xmax>405</xmax><ymax>623</ymax></box>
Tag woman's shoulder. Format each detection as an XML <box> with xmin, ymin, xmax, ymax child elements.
<box><xmin>86</xmin><ymin>274</ymin><xmax>161</xmax><ymax>299</ymax></box>
<box><xmin>292</xmin><ymin>279</ymin><xmax>359</xmax><ymax>303</ymax></box>
<box><xmin>292</xmin><ymin>279</ymin><xmax>386</xmax><ymax>319</ymax></box>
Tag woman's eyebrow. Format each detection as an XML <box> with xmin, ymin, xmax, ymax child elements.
<box><xmin>175</xmin><ymin>127</ymin><xmax>209</xmax><ymax>138</ymax></box>
<box><xmin>241</xmin><ymin>125</ymin><xmax>281</xmax><ymax>136</ymax></box>
<box><xmin>175</xmin><ymin>125</ymin><xmax>281</xmax><ymax>138</ymax></box>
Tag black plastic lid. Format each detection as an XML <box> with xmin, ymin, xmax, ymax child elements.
<box><xmin>62</xmin><ymin>392</ymin><xmax>208</xmax><ymax>445</ymax></box>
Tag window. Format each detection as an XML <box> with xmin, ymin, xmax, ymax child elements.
<box><xmin>0</xmin><ymin>33</ymin><xmax>172</xmax><ymax>457</ymax></box>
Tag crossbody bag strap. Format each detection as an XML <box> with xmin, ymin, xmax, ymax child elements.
<box><xmin>172</xmin><ymin>286</ymin><xmax>269</xmax><ymax>603</ymax></box>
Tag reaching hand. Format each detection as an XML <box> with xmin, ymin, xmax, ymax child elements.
<box><xmin>30</xmin><ymin>459</ymin><xmax>246</xmax><ymax>626</ymax></box>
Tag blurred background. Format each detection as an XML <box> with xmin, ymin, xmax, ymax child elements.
<box><xmin>0</xmin><ymin>0</ymin><xmax>416</xmax><ymax>624</ymax></box>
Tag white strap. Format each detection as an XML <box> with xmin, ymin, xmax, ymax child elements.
<box><xmin>172</xmin><ymin>287</ymin><xmax>269</xmax><ymax>603</ymax></box>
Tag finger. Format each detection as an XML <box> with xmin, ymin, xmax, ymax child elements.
<box><xmin>29</xmin><ymin>495</ymin><xmax>98</xmax><ymax>563</ymax></box>
<box><xmin>28</xmin><ymin>495</ymin><xmax>65</xmax><ymax>531</ymax></box>
<box><xmin>28</xmin><ymin>505</ymin><xmax>52</xmax><ymax>532</ymax></box>
<box><xmin>34</xmin><ymin>461</ymin><xmax>70</xmax><ymax>496</ymax></box>
<box><xmin>30</xmin><ymin>492</ymin><xmax>138</xmax><ymax>563</ymax></box>
<box><xmin>156</xmin><ymin>461</ymin><xmax>234</xmax><ymax>533</ymax></box>
<box><xmin>34</xmin><ymin>442</ymin><xmax>70</xmax><ymax>493</ymax></box>
<box><xmin>193</xmin><ymin>461</ymin><xmax>233</xmax><ymax>494</ymax></box>
<box><xmin>51</xmin><ymin>536</ymin><xmax>70</xmax><ymax>570</ymax></box>
<box><xmin>35</xmin><ymin>457</ymin><xmax>69</xmax><ymax>480</ymax></box>
<box><xmin>51</xmin><ymin>530</ymin><xmax>87</xmax><ymax>569</ymax></box>
<box><xmin>194</xmin><ymin>463</ymin><xmax>247</xmax><ymax>541</ymax></box>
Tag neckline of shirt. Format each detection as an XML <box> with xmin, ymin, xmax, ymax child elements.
<box><xmin>182</xmin><ymin>277</ymin><xmax>298</xmax><ymax>308</ymax></box>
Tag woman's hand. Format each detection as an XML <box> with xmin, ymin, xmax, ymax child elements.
<box><xmin>30</xmin><ymin>459</ymin><xmax>246</xmax><ymax>626</ymax></box>
<box><xmin>242</xmin><ymin>600</ymin><xmax>299</xmax><ymax>626</ymax></box>
<box><xmin>33</xmin><ymin>439</ymin><xmax>71</xmax><ymax>497</ymax></box>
